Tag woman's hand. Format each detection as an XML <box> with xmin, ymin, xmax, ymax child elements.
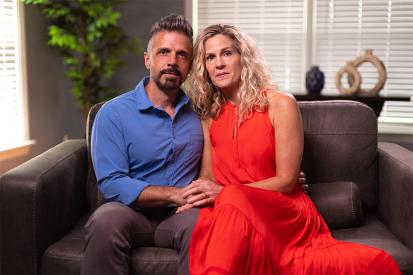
<box><xmin>181</xmin><ymin>178</ymin><xmax>223</xmax><ymax>207</ymax></box>
<box><xmin>176</xmin><ymin>203</ymin><xmax>194</xmax><ymax>214</ymax></box>
<box><xmin>299</xmin><ymin>171</ymin><xmax>309</xmax><ymax>193</ymax></box>
<box><xmin>176</xmin><ymin>179</ymin><xmax>222</xmax><ymax>214</ymax></box>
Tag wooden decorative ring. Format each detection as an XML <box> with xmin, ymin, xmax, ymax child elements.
<box><xmin>348</xmin><ymin>49</ymin><xmax>387</xmax><ymax>96</ymax></box>
<box><xmin>336</xmin><ymin>63</ymin><xmax>361</xmax><ymax>95</ymax></box>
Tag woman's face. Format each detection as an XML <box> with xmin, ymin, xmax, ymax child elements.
<box><xmin>204</xmin><ymin>34</ymin><xmax>242</xmax><ymax>95</ymax></box>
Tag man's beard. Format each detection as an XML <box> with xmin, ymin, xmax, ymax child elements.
<box><xmin>153</xmin><ymin>68</ymin><xmax>183</xmax><ymax>92</ymax></box>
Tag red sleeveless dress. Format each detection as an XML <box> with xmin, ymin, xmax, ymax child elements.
<box><xmin>188</xmin><ymin>102</ymin><xmax>400</xmax><ymax>275</ymax></box>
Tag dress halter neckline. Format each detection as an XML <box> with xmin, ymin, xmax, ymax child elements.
<box><xmin>226</xmin><ymin>101</ymin><xmax>237</xmax><ymax>108</ymax></box>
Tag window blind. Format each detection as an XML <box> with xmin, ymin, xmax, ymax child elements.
<box><xmin>0</xmin><ymin>0</ymin><xmax>26</xmax><ymax>151</ymax></box>
<box><xmin>196</xmin><ymin>0</ymin><xmax>307</xmax><ymax>93</ymax></box>
<box><xmin>314</xmin><ymin>0</ymin><xmax>413</xmax><ymax>98</ymax></box>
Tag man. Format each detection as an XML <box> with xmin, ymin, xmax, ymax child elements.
<box><xmin>82</xmin><ymin>14</ymin><xmax>202</xmax><ymax>275</ymax></box>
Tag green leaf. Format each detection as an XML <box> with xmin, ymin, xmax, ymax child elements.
<box><xmin>21</xmin><ymin>0</ymin><xmax>49</xmax><ymax>5</ymax></box>
<box><xmin>89</xmin><ymin>52</ymin><xmax>100</xmax><ymax>68</ymax></box>
<box><xmin>66</xmin><ymin>69</ymin><xmax>82</xmax><ymax>80</ymax></box>
<box><xmin>83</xmin><ymin>2</ymin><xmax>104</xmax><ymax>18</ymax></box>
<box><xmin>95</xmin><ymin>10</ymin><xmax>120</xmax><ymax>28</ymax></box>
<box><xmin>86</xmin><ymin>24</ymin><xmax>102</xmax><ymax>42</ymax></box>
<box><xmin>63</xmin><ymin>56</ymin><xmax>78</xmax><ymax>65</ymax></box>
<box><xmin>43</xmin><ymin>6</ymin><xmax>70</xmax><ymax>18</ymax></box>
<box><xmin>71</xmin><ymin>83</ymin><xmax>84</xmax><ymax>104</ymax></box>
<box><xmin>48</xmin><ymin>25</ymin><xmax>79</xmax><ymax>50</ymax></box>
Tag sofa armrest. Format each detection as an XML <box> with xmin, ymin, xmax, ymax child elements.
<box><xmin>377</xmin><ymin>142</ymin><xmax>413</xmax><ymax>250</ymax></box>
<box><xmin>0</xmin><ymin>139</ymin><xmax>89</xmax><ymax>275</ymax></box>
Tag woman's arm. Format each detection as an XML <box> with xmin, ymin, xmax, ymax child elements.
<box><xmin>246</xmin><ymin>92</ymin><xmax>304</xmax><ymax>193</ymax></box>
<box><xmin>178</xmin><ymin>119</ymin><xmax>222</xmax><ymax>211</ymax></box>
<box><xmin>198</xmin><ymin>118</ymin><xmax>215</xmax><ymax>180</ymax></box>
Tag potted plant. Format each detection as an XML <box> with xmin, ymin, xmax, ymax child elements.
<box><xmin>22</xmin><ymin>0</ymin><xmax>141</xmax><ymax>118</ymax></box>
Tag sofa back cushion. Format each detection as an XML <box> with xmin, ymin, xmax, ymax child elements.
<box><xmin>299</xmin><ymin>100</ymin><xmax>378</xmax><ymax>212</ymax></box>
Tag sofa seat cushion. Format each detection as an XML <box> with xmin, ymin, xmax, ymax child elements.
<box><xmin>130</xmin><ymin>247</ymin><xmax>177</xmax><ymax>275</ymax></box>
<box><xmin>333</xmin><ymin>214</ymin><xmax>413</xmax><ymax>274</ymax></box>
<box><xmin>41</xmin><ymin>214</ymin><xmax>178</xmax><ymax>275</ymax></box>
<box><xmin>41</xmin><ymin>214</ymin><xmax>412</xmax><ymax>275</ymax></box>
<box><xmin>41</xmin><ymin>215</ymin><xmax>88</xmax><ymax>275</ymax></box>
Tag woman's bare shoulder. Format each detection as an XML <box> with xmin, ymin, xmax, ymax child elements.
<box><xmin>201</xmin><ymin>117</ymin><xmax>213</xmax><ymax>129</ymax></box>
<box><xmin>266</xmin><ymin>89</ymin><xmax>297</xmax><ymax>111</ymax></box>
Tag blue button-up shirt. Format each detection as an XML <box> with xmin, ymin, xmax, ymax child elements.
<box><xmin>91</xmin><ymin>77</ymin><xmax>203</xmax><ymax>205</ymax></box>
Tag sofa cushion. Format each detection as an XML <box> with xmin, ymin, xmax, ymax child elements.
<box><xmin>333</xmin><ymin>215</ymin><xmax>413</xmax><ymax>274</ymax></box>
<box><xmin>42</xmin><ymin>214</ymin><xmax>412</xmax><ymax>275</ymax></box>
<box><xmin>299</xmin><ymin>100</ymin><xmax>378</xmax><ymax>212</ymax></box>
<box><xmin>309</xmin><ymin>181</ymin><xmax>363</xmax><ymax>230</ymax></box>
<box><xmin>130</xmin><ymin>247</ymin><xmax>177</xmax><ymax>275</ymax></box>
<box><xmin>41</xmin><ymin>215</ymin><xmax>88</xmax><ymax>275</ymax></box>
<box><xmin>41</xmin><ymin>214</ymin><xmax>178</xmax><ymax>275</ymax></box>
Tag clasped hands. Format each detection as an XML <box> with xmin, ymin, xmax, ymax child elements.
<box><xmin>176</xmin><ymin>178</ymin><xmax>222</xmax><ymax>214</ymax></box>
<box><xmin>175</xmin><ymin>172</ymin><xmax>308</xmax><ymax>214</ymax></box>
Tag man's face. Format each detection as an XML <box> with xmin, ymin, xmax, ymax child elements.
<box><xmin>144</xmin><ymin>31</ymin><xmax>192</xmax><ymax>92</ymax></box>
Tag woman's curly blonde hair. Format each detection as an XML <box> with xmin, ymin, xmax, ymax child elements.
<box><xmin>186</xmin><ymin>24</ymin><xmax>273</xmax><ymax>123</ymax></box>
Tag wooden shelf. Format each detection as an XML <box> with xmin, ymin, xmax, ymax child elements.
<box><xmin>294</xmin><ymin>94</ymin><xmax>410</xmax><ymax>117</ymax></box>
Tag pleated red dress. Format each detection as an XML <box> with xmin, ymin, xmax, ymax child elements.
<box><xmin>189</xmin><ymin>102</ymin><xmax>401</xmax><ymax>275</ymax></box>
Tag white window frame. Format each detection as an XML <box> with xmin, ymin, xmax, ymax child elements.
<box><xmin>0</xmin><ymin>0</ymin><xmax>34</xmax><ymax>161</ymax></box>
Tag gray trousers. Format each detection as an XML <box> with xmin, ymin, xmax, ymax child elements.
<box><xmin>81</xmin><ymin>202</ymin><xmax>199</xmax><ymax>275</ymax></box>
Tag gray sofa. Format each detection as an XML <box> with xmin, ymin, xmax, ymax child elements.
<box><xmin>1</xmin><ymin>100</ymin><xmax>412</xmax><ymax>274</ymax></box>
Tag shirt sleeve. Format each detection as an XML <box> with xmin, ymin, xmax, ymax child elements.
<box><xmin>91</xmin><ymin>104</ymin><xmax>151</xmax><ymax>205</ymax></box>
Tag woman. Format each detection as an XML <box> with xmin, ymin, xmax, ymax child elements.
<box><xmin>183</xmin><ymin>24</ymin><xmax>401</xmax><ymax>274</ymax></box>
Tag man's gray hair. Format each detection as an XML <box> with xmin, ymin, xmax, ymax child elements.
<box><xmin>149</xmin><ymin>14</ymin><xmax>193</xmax><ymax>44</ymax></box>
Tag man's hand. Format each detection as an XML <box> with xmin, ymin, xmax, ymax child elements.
<box><xmin>299</xmin><ymin>171</ymin><xmax>309</xmax><ymax>193</ymax></box>
<box><xmin>181</xmin><ymin>178</ymin><xmax>223</xmax><ymax>207</ymax></box>
<box><xmin>134</xmin><ymin>186</ymin><xmax>187</xmax><ymax>208</ymax></box>
<box><xmin>168</xmin><ymin>187</ymin><xmax>187</xmax><ymax>205</ymax></box>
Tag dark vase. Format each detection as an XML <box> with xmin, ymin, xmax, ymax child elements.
<box><xmin>305</xmin><ymin>66</ymin><xmax>325</xmax><ymax>95</ymax></box>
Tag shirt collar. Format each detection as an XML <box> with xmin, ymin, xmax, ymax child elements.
<box><xmin>135</xmin><ymin>76</ymin><xmax>190</xmax><ymax>111</ymax></box>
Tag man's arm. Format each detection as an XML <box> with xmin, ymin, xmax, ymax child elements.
<box><xmin>134</xmin><ymin>186</ymin><xmax>186</xmax><ymax>208</ymax></box>
<box><xmin>92</xmin><ymin>104</ymin><xmax>187</xmax><ymax>207</ymax></box>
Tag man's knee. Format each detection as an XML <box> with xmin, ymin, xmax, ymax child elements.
<box><xmin>85</xmin><ymin>202</ymin><xmax>154</xmax><ymax>247</ymax></box>
<box><xmin>155</xmin><ymin>208</ymin><xmax>199</xmax><ymax>249</ymax></box>
<box><xmin>173</xmin><ymin>208</ymin><xmax>200</xmax><ymax>249</ymax></box>
<box><xmin>174</xmin><ymin>207</ymin><xmax>199</xmax><ymax>233</ymax></box>
<box><xmin>87</xmin><ymin>202</ymin><xmax>130</xmax><ymax>234</ymax></box>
